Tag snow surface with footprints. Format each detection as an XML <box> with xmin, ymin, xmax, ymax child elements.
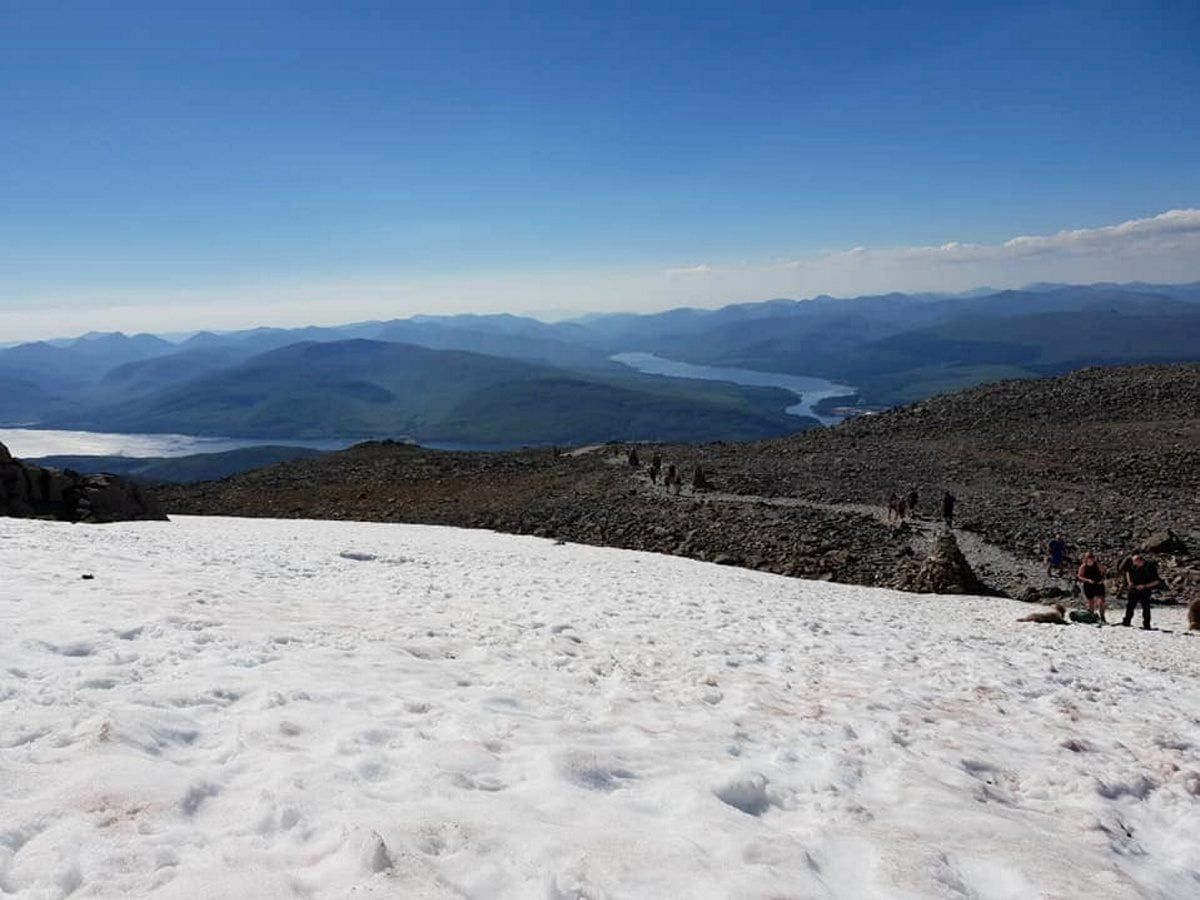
<box><xmin>1</xmin><ymin>516</ymin><xmax>1198</xmax><ymax>899</ymax></box>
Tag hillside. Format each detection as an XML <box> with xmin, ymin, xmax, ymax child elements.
<box><xmin>3</xmin><ymin>516</ymin><xmax>1197</xmax><ymax>897</ymax></box>
<box><xmin>676</xmin><ymin>363</ymin><xmax>1200</xmax><ymax>564</ymax></box>
<box><xmin>52</xmin><ymin>340</ymin><xmax>803</xmax><ymax>444</ymax></box>
<box><xmin>30</xmin><ymin>445</ymin><xmax>326</xmax><ymax>484</ymax></box>
<box><xmin>161</xmin><ymin>364</ymin><xmax>1200</xmax><ymax>599</ymax></box>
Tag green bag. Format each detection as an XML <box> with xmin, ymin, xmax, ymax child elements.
<box><xmin>1069</xmin><ymin>610</ymin><xmax>1100</xmax><ymax>624</ymax></box>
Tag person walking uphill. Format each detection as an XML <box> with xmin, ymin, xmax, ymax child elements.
<box><xmin>941</xmin><ymin>491</ymin><xmax>956</xmax><ymax>528</ymax></box>
<box><xmin>1046</xmin><ymin>533</ymin><xmax>1069</xmax><ymax>577</ymax></box>
<box><xmin>1077</xmin><ymin>551</ymin><xmax>1108</xmax><ymax>624</ymax></box>
<box><xmin>1122</xmin><ymin>553</ymin><xmax>1163</xmax><ymax>629</ymax></box>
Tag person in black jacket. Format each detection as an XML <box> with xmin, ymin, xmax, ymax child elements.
<box><xmin>941</xmin><ymin>491</ymin><xmax>956</xmax><ymax>528</ymax></box>
<box><xmin>1121</xmin><ymin>553</ymin><xmax>1163</xmax><ymax>629</ymax></box>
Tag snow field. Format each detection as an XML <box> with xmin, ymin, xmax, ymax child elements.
<box><xmin>1</xmin><ymin>516</ymin><xmax>1198</xmax><ymax>898</ymax></box>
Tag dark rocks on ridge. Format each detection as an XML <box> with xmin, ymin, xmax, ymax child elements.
<box><xmin>0</xmin><ymin>442</ymin><xmax>167</xmax><ymax>523</ymax></box>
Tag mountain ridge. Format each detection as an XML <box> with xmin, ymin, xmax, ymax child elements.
<box><xmin>4</xmin><ymin>281</ymin><xmax>1198</xmax><ymax>444</ymax></box>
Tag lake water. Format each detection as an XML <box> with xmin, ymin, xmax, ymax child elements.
<box><xmin>0</xmin><ymin>428</ymin><xmax>353</xmax><ymax>459</ymax></box>
<box><xmin>612</xmin><ymin>352</ymin><xmax>855</xmax><ymax>425</ymax></box>
<box><xmin>0</xmin><ymin>428</ymin><xmax>532</xmax><ymax>459</ymax></box>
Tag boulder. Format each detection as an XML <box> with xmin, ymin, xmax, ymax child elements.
<box><xmin>911</xmin><ymin>531</ymin><xmax>986</xmax><ymax>595</ymax></box>
<box><xmin>0</xmin><ymin>442</ymin><xmax>167</xmax><ymax>524</ymax></box>
<box><xmin>1140</xmin><ymin>530</ymin><xmax>1188</xmax><ymax>555</ymax></box>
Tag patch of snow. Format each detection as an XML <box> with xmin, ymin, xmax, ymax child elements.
<box><xmin>0</xmin><ymin>516</ymin><xmax>1197</xmax><ymax>898</ymax></box>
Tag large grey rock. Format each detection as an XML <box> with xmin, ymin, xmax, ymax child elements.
<box><xmin>1141</xmin><ymin>530</ymin><xmax>1187</xmax><ymax>555</ymax></box>
<box><xmin>911</xmin><ymin>531</ymin><xmax>986</xmax><ymax>595</ymax></box>
<box><xmin>0</xmin><ymin>442</ymin><xmax>167</xmax><ymax>523</ymax></box>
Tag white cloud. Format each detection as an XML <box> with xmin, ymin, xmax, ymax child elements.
<box><xmin>797</xmin><ymin>209</ymin><xmax>1200</xmax><ymax>268</ymax></box>
<box><xmin>665</xmin><ymin>264</ymin><xmax>714</xmax><ymax>278</ymax></box>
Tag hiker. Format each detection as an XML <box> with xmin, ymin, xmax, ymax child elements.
<box><xmin>941</xmin><ymin>491</ymin><xmax>956</xmax><ymax>528</ymax></box>
<box><xmin>1046</xmin><ymin>533</ymin><xmax>1068</xmax><ymax>576</ymax></box>
<box><xmin>887</xmin><ymin>492</ymin><xmax>900</xmax><ymax>524</ymax></box>
<box><xmin>628</xmin><ymin>447</ymin><xmax>640</xmax><ymax>468</ymax></box>
<box><xmin>896</xmin><ymin>495</ymin><xmax>908</xmax><ymax>523</ymax></box>
<box><xmin>907</xmin><ymin>488</ymin><xmax>919</xmax><ymax>516</ymax></box>
<box><xmin>649</xmin><ymin>453</ymin><xmax>662</xmax><ymax>485</ymax></box>
<box><xmin>1121</xmin><ymin>552</ymin><xmax>1163</xmax><ymax>629</ymax></box>
<box><xmin>1076</xmin><ymin>551</ymin><xmax>1108</xmax><ymax>624</ymax></box>
<box><xmin>692</xmin><ymin>466</ymin><xmax>709</xmax><ymax>492</ymax></box>
<box><xmin>665</xmin><ymin>463</ymin><xmax>677</xmax><ymax>492</ymax></box>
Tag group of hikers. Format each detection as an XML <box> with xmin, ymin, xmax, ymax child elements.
<box><xmin>886</xmin><ymin>488</ymin><xmax>956</xmax><ymax>528</ymax></box>
<box><xmin>881</xmin><ymin>490</ymin><xmax>1180</xmax><ymax>631</ymax></box>
<box><xmin>626</xmin><ymin>446</ymin><xmax>710</xmax><ymax>494</ymax></box>
<box><xmin>1047</xmin><ymin>533</ymin><xmax>1168</xmax><ymax>629</ymax></box>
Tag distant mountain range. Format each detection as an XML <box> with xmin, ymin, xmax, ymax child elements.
<box><xmin>3</xmin><ymin>281</ymin><xmax>1198</xmax><ymax>444</ymax></box>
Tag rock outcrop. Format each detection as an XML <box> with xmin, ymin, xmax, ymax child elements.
<box><xmin>0</xmin><ymin>442</ymin><xmax>167</xmax><ymax>523</ymax></box>
<box><xmin>910</xmin><ymin>531</ymin><xmax>986</xmax><ymax>595</ymax></box>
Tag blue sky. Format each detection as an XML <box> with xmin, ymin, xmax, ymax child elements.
<box><xmin>2</xmin><ymin>1</ymin><xmax>1198</xmax><ymax>338</ymax></box>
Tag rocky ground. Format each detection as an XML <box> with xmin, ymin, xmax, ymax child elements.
<box><xmin>159</xmin><ymin>364</ymin><xmax>1200</xmax><ymax>602</ymax></box>
<box><xmin>159</xmin><ymin>442</ymin><xmax>938</xmax><ymax>591</ymax></box>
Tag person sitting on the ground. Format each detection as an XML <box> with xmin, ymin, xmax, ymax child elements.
<box><xmin>1121</xmin><ymin>553</ymin><xmax>1163</xmax><ymax>630</ymax></box>
<box><xmin>1046</xmin><ymin>533</ymin><xmax>1068</xmax><ymax>576</ymax></box>
<box><xmin>1076</xmin><ymin>551</ymin><xmax>1108</xmax><ymax>624</ymax></box>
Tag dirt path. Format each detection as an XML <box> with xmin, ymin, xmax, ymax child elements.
<box><xmin>626</xmin><ymin>468</ymin><xmax>1065</xmax><ymax>599</ymax></box>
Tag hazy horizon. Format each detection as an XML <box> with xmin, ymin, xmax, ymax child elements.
<box><xmin>4</xmin><ymin>272</ymin><xmax>1200</xmax><ymax>347</ymax></box>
